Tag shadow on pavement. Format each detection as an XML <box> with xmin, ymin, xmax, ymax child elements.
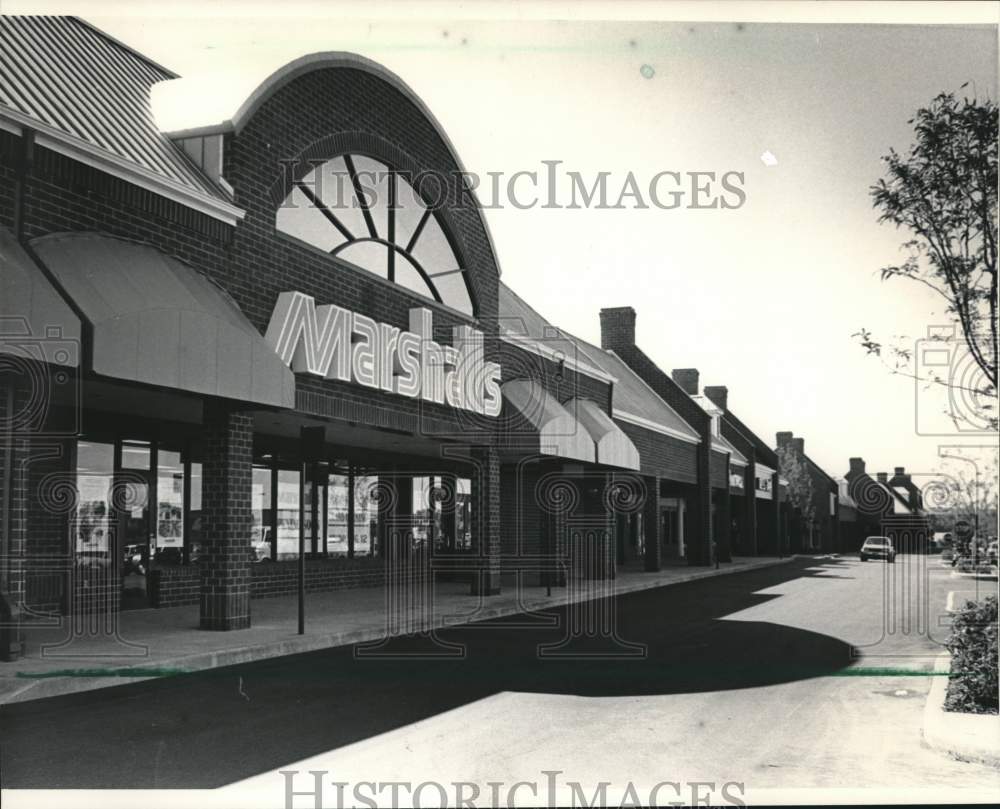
<box><xmin>0</xmin><ymin>558</ymin><xmax>857</xmax><ymax>788</ymax></box>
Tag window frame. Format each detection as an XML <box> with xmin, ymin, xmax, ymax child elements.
<box><xmin>275</xmin><ymin>152</ymin><xmax>479</xmax><ymax>318</ymax></box>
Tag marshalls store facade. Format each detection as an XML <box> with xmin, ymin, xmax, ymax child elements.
<box><xmin>0</xmin><ymin>17</ymin><xmax>795</xmax><ymax>651</ymax></box>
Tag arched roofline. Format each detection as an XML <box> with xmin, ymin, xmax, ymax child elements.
<box><xmin>224</xmin><ymin>52</ymin><xmax>502</xmax><ymax>278</ymax></box>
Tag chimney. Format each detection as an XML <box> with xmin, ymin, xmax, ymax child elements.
<box><xmin>849</xmin><ymin>457</ymin><xmax>865</xmax><ymax>475</ymax></box>
<box><xmin>792</xmin><ymin>437</ymin><xmax>804</xmax><ymax>456</ymax></box>
<box><xmin>599</xmin><ymin>307</ymin><xmax>636</xmax><ymax>350</ymax></box>
<box><xmin>876</xmin><ymin>472</ymin><xmax>888</xmax><ymax>484</ymax></box>
<box><xmin>672</xmin><ymin>368</ymin><xmax>700</xmax><ymax>395</ymax></box>
<box><xmin>890</xmin><ymin>466</ymin><xmax>920</xmax><ymax>510</ymax></box>
<box><xmin>704</xmin><ymin>385</ymin><xmax>728</xmax><ymax>411</ymax></box>
<box><xmin>776</xmin><ymin>431</ymin><xmax>794</xmax><ymax>449</ymax></box>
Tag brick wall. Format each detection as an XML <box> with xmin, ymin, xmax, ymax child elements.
<box><xmin>617</xmin><ymin>421</ymin><xmax>697</xmax><ymax>483</ymax></box>
<box><xmin>710</xmin><ymin>449</ymin><xmax>733</xmax><ymax>490</ymax></box>
<box><xmin>150</xmin><ymin>556</ymin><xmax>388</xmax><ymax>608</ymax></box>
<box><xmin>24</xmin><ymin>436</ymin><xmax>73</xmax><ymax>613</ymax></box>
<box><xmin>599</xmin><ymin>312</ymin><xmax>713</xmax><ymax>565</ymax></box>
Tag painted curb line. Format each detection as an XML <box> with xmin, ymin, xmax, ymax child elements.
<box><xmin>922</xmin><ymin>653</ymin><xmax>1000</xmax><ymax>769</ymax></box>
<box><xmin>0</xmin><ymin>556</ymin><xmax>800</xmax><ymax>705</ymax></box>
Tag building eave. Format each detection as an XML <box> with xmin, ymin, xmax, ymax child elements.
<box><xmin>0</xmin><ymin>107</ymin><xmax>245</xmax><ymax>226</ymax></box>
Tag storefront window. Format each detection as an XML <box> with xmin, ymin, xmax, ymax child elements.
<box><xmin>326</xmin><ymin>473</ymin><xmax>350</xmax><ymax>557</ymax></box>
<box><xmin>455</xmin><ymin>477</ymin><xmax>472</xmax><ymax>550</ymax></box>
<box><xmin>413</xmin><ymin>476</ymin><xmax>438</xmax><ymax>551</ymax></box>
<box><xmin>155</xmin><ymin>449</ymin><xmax>185</xmax><ymax>566</ymax></box>
<box><xmin>74</xmin><ymin>441</ymin><xmax>114</xmax><ymax>568</ymax></box>
<box><xmin>354</xmin><ymin>474</ymin><xmax>381</xmax><ymax>557</ymax></box>
<box><xmin>276</xmin><ymin>469</ymin><xmax>301</xmax><ymax>560</ymax></box>
<box><xmin>251</xmin><ymin>465</ymin><xmax>273</xmax><ymax>561</ymax></box>
<box><xmin>120</xmin><ymin>439</ymin><xmax>151</xmax><ymax>470</ymax></box>
<box><xmin>189</xmin><ymin>461</ymin><xmax>202</xmax><ymax>562</ymax></box>
<box><xmin>275</xmin><ymin>154</ymin><xmax>476</xmax><ymax>316</ymax></box>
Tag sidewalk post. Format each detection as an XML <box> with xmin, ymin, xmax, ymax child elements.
<box><xmin>298</xmin><ymin>457</ymin><xmax>305</xmax><ymax>635</ymax></box>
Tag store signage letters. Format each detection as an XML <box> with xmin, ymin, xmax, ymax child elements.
<box><xmin>265</xmin><ymin>291</ymin><xmax>502</xmax><ymax>417</ymax></box>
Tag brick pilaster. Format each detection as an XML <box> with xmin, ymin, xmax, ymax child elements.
<box><xmin>746</xmin><ymin>448</ymin><xmax>758</xmax><ymax>555</ymax></box>
<box><xmin>687</xmin><ymin>434</ymin><xmax>713</xmax><ymax>566</ymax></box>
<box><xmin>200</xmin><ymin>401</ymin><xmax>253</xmax><ymax>630</ymax></box>
<box><xmin>772</xmin><ymin>470</ymin><xmax>781</xmax><ymax>556</ymax></box>
<box><xmin>643</xmin><ymin>475</ymin><xmax>661</xmax><ymax>572</ymax></box>
<box><xmin>470</xmin><ymin>445</ymin><xmax>501</xmax><ymax>595</ymax></box>
<box><xmin>718</xmin><ymin>457</ymin><xmax>732</xmax><ymax>562</ymax></box>
<box><xmin>0</xmin><ymin>381</ymin><xmax>30</xmax><ymax>659</ymax></box>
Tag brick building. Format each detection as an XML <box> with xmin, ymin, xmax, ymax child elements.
<box><xmin>843</xmin><ymin>458</ymin><xmax>929</xmax><ymax>554</ymax></box>
<box><xmin>0</xmin><ymin>17</ymin><xmax>823</xmax><ymax>657</ymax></box>
<box><xmin>775</xmin><ymin>432</ymin><xmax>840</xmax><ymax>553</ymax></box>
<box><xmin>701</xmin><ymin>384</ymin><xmax>783</xmax><ymax>557</ymax></box>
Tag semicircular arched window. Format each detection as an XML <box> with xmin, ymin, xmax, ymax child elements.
<box><xmin>276</xmin><ymin>154</ymin><xmax>476</xmax><ymax>317</ymax></box>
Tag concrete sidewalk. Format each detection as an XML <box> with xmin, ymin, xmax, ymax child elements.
<box><xmin>0</xmin><ymin>555</ymin><xmax>798</xmax><ymax>705</ymax></box>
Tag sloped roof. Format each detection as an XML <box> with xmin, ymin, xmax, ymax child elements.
<box><xmin>498</xmin><ymin>283</ymin><xmax>700</xmax><ymax>443</ymax></box>
<box><xmin>691</xmin><ymin>394</ymin><xmax>748</xmax><ymax>463</ymax></box>
<box><xmin>0</xmin><ymin>16</ymin><xmax>221</xmax><ymax>199</ymax></box>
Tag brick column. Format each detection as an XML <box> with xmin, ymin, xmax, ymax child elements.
<box><xmin>718</xmin><ymin>457</ymin><xmax>733</xmax><ymax>563</ymax></box>
<box><xmin>0</xmin><ymin>382</ymin><xmax>29</xmax><ymax>660</ymax></box>
<box><xmin>470</xmin><ymin>445</ymin><xmax>501</xmax><ymax>595</ymax></box>
<box><xmin>643</xmin><ymin>475</ymin><xmax>661</xmax><ymax>572</ymax></box>
<box><xmin>771</xmin><ymin>471</ymin><xmax>781</xmax><ymax>556</ymax></box>
<box><xmin>200</xmin><ymin>402</ymin><xmax>253</xmax><ymax>630</ymax></box>
<box><xmin>687</xmin><ymin>436</ymin><xmax>713</xmax><ymax>566</ymax></box>
<box><xmin>745</xmin><ymin>449</ymin><xmax>757</xmax><ymax>556</ymax></box>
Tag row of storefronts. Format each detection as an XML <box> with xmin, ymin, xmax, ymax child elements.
<box><xmin>0</xmin><ymin>16</ymin><xmax>911</xmax><ymax>654</ymax></box>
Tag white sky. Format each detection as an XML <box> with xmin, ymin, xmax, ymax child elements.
<box><xmin>15</xmin><ymin>1</ymin><xmax>999</xmax><ymax>483</ymax></box>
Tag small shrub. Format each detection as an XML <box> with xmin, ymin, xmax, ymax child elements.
<box><xmin>945</xmin><ymin>595</ymin><xmax>999</xmax><ymax>715</ymax></box>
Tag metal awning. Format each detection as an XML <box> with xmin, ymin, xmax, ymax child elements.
<box><xmin>31</xmin><ymin>232</ymin><xmax>295</xmax><ymax>408</ymax></box>
<box><xmin>0</xmin><ymin>226</ymin><xmax>80</xmax><ymax>367</ymax></box>
<box><xmin>564</xmin><ymin>397</ymin><xmax>640</xmax><ymax>470</ymax></box>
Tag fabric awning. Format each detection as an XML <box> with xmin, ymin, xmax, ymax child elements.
<box><xmin>501</xmin><ymin>379</ymin><xmax>594</xmax><ymax>463</ymax></box>
<box><xmin>31</xmin><ymin>232</ymin><xmax>295</xmax><ymax>408</ymax></box>
<box><xmin>565</xmin><ymin>397</ymin><xmax>640</xmax><ymax>470</ymax></box>
<box><xmin>501</xmin><ymin>381</ymin><xmax>641</xmax><ymax>470</ymax></box>
<box><xmin>1</xmin><ymin>226</ymin><xmax>81</xmax><ymax>367</ymax></box>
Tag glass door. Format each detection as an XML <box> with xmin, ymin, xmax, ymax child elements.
<box><xmin>119</xmin><ymin>440</ymin><xmax>154</xmax><ymax>610</ymax></box>
<box><xmin>74</xmin><ymin>441</ymin><xmax>116</xmax><ymax>610</ymax></box>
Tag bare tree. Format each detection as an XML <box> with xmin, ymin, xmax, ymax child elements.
<box><xmin>777</xmin><ymin>444</ymin><xmax>815</xmax><ymax>538</ymax></box>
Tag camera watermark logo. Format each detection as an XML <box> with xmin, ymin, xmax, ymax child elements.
<box><xmin>914</xmin><ymin>325</ymin><xmax>998</xmax><ymax>437</ymax></box>
<box><xmin>0</xmin><ymin>317</ymin><xmax>81</xmax><ymax>438</ymax></box>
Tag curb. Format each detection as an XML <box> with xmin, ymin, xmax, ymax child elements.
<box><xmin>922</xmin><ymin>653</ymin><xmax>1000</xmax><ymax>768</ymax></box>
<box><xmin>1</xmin><ymin>556</ymin><xmax>798</xmax><ymax>706</ymax></box>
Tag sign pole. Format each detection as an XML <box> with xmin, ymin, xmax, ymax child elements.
<box><xmin>298</xmin><ymin>458</ymin><xmax>306</xmax><ymax>635</ymax></box>
<box><xmin>298</xmin><ymin>426</ymin><xmax>327</xmax><ymax>635</ymax></box>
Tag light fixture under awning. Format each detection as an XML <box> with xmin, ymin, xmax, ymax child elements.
<box><xmin>501</xmin><ymin>379</ymin><xmax>593</xmax><ymax>464</ymax></box>
<box><xmin>31</xmin><ymin>232</ymin><xmax>295</xmax><ymax>409</ymax></box>
<box><xmin>0</xmin><ymin>226</ymin><xmax>81</xmax><ymax>367</ymax></box>
<box><xmin>565</xmin><ymin>397</ymin><xmax>640</xmax><ymax>471</ymax></box>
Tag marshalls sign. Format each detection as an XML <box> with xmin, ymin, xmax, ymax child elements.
<box><xmin>265</xmin><ymin>291</ymin><xmax>502</xmax><ymax>417</ymax></box>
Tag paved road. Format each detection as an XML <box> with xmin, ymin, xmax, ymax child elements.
<box><xmin>1</xmin><ymin>556</ymin><xmax>997</xmax><ymax>799</ymax></box>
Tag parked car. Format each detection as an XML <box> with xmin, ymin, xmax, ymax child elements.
<box><xmin>988</xmin><ymin>539</ymin><xmax>998</xmax><ymax>567</ymax></box>
<box><xmin>860</xmin><ymin>536</ymin><xmax>896</xmax><ymax>563</ymax></box>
